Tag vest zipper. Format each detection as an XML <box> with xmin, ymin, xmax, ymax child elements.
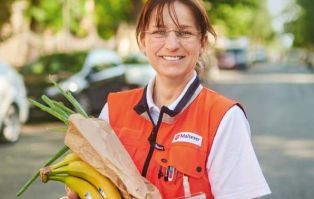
<box><xmin>141</xmin><ymin>109</ymin><xmax>164</xmax><ymax>177</ymax></box>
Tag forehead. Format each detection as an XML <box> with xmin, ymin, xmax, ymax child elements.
<box><xmin>148</xmin><ymin>1</ymin><xmax>197</xmax><ymax>28</ymax></box>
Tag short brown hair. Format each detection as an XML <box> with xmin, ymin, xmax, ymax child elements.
<box><xmin>136</xmin><ymin>0</ymin><xmax>216</xmax><ymax>44</ymax></box>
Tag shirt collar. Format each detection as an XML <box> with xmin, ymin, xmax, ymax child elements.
<box><xmin>133</xmin><ymin>71</ymin><xmax>203</xmax><ymax>123</ymax></box>
<box><xmin>146</xmin><ymin>71</ymin><xmax>197</xmax><ymax>112</ymax></box>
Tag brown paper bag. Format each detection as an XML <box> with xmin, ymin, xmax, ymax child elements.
<box><xmin>64</xmin><ymin>114</ymin><xmax>161</xmax><ymax>199</ymax></box>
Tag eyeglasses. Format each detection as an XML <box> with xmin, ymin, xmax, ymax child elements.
<box><xmin>144</xmin><ymin>29</ymin><xmax>201</xmax><ymax>41</ymax></box>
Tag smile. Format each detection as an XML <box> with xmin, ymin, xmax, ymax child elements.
<box><xmin>162</xmin><ymin>56</ymin><xmax>184</xmax><ymax>61</ymax></box>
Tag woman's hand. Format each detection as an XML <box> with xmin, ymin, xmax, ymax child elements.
<box><xmin>64</xmin><ymin>185</ymin><xmax>79</xmax><ymax>199</ymax></box>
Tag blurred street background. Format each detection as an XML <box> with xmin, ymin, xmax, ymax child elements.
<box><xmin>0</xmin><ymin>0</ymin><xmax>314</xmax><ymax>198</ymax></box>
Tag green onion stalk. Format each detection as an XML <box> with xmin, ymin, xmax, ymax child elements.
<box><xmin>17</xmin><ymin>77</ymin><xmax>88</xmax><ymax>197</ymax></box>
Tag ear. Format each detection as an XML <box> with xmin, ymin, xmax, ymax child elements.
<box><xmin>138</xmin><ymin>34</ymin><xmax>146</xmax><ymax>55</ymax></box>
<box><xmin>199</xmin><ymin>35</ymin><xmax>208</xmax><ymax>56</ymax></box>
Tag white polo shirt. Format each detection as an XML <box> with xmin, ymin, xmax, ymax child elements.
<box><xmin>99</xmin><ymin>73</ymin><xmax>271</xmax><ymax>199</ymax></box>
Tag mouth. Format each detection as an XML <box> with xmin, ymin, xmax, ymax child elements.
<box><xmin>161</xmin><ymin>56</ymin><xmax>185</xmax><ymax>61</ymax></box>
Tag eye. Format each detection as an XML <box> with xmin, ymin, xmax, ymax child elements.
<box><xmin>177</xmin><ymin>31</ymin><xmax>193</xmax><ymax>38</ymax></box>
<box><xmin>151</xmin><ymin>30</ymin><xmax>167</xmax><ymax>37</ymax></box>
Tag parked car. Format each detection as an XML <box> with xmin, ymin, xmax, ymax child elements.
<box><xmin>46</xmin><ymin>49</ymin><xmax>132</xmax><ymax>115</ymax></box>
<box><xmin>21</xmin><ymin>51</ymin><xmax>87</xmax><ymax>121</ymax></box>
<box><xmin>217</xmin><ymin>51</ymin><xmax>236</xmax><ymax>70</ymax></box>
<box><xmin>0</xmin><ymin>60</ymin><xmax>29</xmax><ymax>143</ymax></box>
<box><xmin>217</xmin><ymin>48</ymin><xmax>249</xmax><ymax>70</ymax></box>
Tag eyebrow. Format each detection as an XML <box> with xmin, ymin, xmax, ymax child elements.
<box><xmin>152</xmin><ymin>25</ymin><xmax>194</xmax><ymax>29</ymax></box>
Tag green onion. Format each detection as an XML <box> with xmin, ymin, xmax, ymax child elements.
<box><xmin>41</xmin><ymin>95</ymin><xmax>71</xmax><ymax>118</ymax></box>
<box><xmin>50</xmin><ymin>76</ymin><xmax>88</xmax><ymax>118</ymax></box>
<box><xmin>17</xmin><ymin>145</ymin><xmax>69</xmax><ymax>196</ymax></box>
<box><xmin>17</xmin><ymin>78</ymin><xmax>88</xmax><ymax>197</ymax></box>
<box><xmin>29</xmin><ymin>98</ymin><xmax>68</xmax><ymax>124</ymax></box>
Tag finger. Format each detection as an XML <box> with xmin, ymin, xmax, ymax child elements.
<box><xmin>65</xmin><ymin>185</ymin><xmax>79</xmax><ymax>199</ymax></box>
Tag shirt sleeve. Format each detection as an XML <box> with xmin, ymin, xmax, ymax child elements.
<box><xmin>206</xmin><ymin>106</ymin><xmax>271</xmax><ymax>199</ymax></box>
<box><xmin>98</xmin><ymin>103</ymin><xmax>109</xmax><ymax>123</ymax></box>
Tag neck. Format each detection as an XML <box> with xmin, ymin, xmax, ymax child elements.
<box><xmin>153</xmin><ymin>73</ymin><xmax>194</xmax><ymax>108</ymax></box>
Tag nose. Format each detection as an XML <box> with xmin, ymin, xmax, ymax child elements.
<box><xmin>164</xmin><ymin>31</ymin><xmax>180</xmax><ymax>50</ymax></box>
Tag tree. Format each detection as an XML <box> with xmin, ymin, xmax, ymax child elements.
<box><xmin>25</xmin><ymin>0</ymin><xmax>87</xmax><ymax>36</ymax></box>
<box><xmin>94</xmin><ymin>0</ymin><xmax>130</xmax><ymax>39</ymax></box>
<box><xmin>23</xmin><ymin>0</ymin><xmax>144</xmax><ymax>39</ymax></box>
<box><xmin>205</xmin><ymin>0</ymin><xmax>274</xmax><ymax>44</ymax></box>
<box><xmin>0</xmin><ymin>0</ymin><xmax>15</xmax><ymax>40</ymax></box>
<box><xmin>2</xmin><ymin>0</ymin><xmax>273</xmax><ymax>43</ymax></box>
<box><xmin>285</xmin><ymin>0</ymin><xmax>314</xmax><ymax>49</ymax></box>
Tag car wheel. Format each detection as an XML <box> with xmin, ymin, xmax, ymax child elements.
<box><xmin>0</xmin><ymin>105</ymin><xmax>21</xmax><ymax>143</ymax></box>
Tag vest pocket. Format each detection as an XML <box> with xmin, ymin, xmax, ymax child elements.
<box><xmin>154</xmin><ymin>145</ymin><xmax>208</xmax><ymax>198</ymax></box>
<box><xmin>170</xmin><ymin>145</ymin><xmax>206</xmax><ymax>178</ymax></box>
<box><xmin>155</xmin><ymin>144</ymin><xmax>207</xmax><ymax>178</ymax></box>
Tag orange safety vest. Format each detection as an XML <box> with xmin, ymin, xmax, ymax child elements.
<box><xmin>107</xmin><ymin>79</ymin><xmax>241</xmax><ymax>199</ymax></box>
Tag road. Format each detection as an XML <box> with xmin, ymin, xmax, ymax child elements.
<box><xmin>0</xmin><ymin>123</ymin><xmax>66</xmax><ymax>199</ymax></box>
<box><xmin>1</xmin><ymin>63</ymin><xmax>314</xmax><ymax>198</ymax></box>
<box><xmin>210</xmin><ymin>63</ymin><xmax>314</xmax><ymax>199</ymax></box>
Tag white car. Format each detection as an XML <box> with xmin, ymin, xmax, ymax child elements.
<box><xmin>45</xmin><ymin>49</ymin><xmax>155</xmax><ymax>115</ymax></box>
<box><xmin>45</xmin><ymin>49</ymin><xmax>128</xmax><ymax>114</ymax></box>
<box><xmin>0</xmin><ymin>60</ymin><xmax>29</xmax><ymax>143</ymax></box>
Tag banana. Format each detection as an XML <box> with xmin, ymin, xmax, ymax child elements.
<box><xmin>51</xmin><ymin>152</ymin><xmax>81</xmax><ymax>170</ymax></box>
<box><xmin>50</xmin><ymin>160</ymin><xmax>122</xmax><ymax>199</ymax></box>
<box><xmin>48</xmin><ymin>175</ymin><xmax>103</xmax><ymax>199</ymax></box>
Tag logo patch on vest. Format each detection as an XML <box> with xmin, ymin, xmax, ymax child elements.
<box><xmin>172</xmin><ymin>132</ymin><xmax>202</xmax><ymax>146</ymax></box>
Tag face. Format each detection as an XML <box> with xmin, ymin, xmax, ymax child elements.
<box><xmin>140</xmin><ymin>1</ymin><xmax>205</xmax><ymax>81</ymax></box>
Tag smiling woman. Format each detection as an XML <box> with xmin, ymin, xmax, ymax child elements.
<box><xmin>66</xmin><ymin>0</ymin><xmax>271</xmax><ymax>198</ymax></box>
<box><xmin>136</xmin><ymin>0</ymin><xmax>214</xmax><ymax>87</ymax></box>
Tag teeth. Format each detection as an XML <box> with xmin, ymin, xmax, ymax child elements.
<box><xmin>162</xmin><ymin>56</ymin><xmax>182</xmax><ymax>61</ymax></box>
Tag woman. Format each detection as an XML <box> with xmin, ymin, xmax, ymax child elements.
<box><xmin>68</xmin><ymin>0</ymin><xmax>271</xmax><ymax>198</ymax></box>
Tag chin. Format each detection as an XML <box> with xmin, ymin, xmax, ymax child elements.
<box><xmin>160</xmin><ymin>71</ymin><xmax>190</xmax><ymax>80</ymax></box>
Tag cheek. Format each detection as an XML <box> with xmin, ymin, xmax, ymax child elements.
<box><xmin>145</xmin><ymin>43</ymin><xmax>162</xmax><ymax>58</ymax></box>
<box><xmin>149</xmin><ymin>40</ymin><xmax>162</xmax><ymax>50</ymax></box>
<box><xmin>186</xmin><ymin>44</ymin><xmax>203</xmax><ymax>57</ymax></box>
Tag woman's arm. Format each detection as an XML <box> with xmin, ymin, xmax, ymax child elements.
<box><xmin>206</xmin><ymin>106</ymin><xmax>271</xmax><ymax>199</ymax></box>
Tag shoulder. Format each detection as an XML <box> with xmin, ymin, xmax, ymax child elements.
<box><xmin>201</xmin><ymin>88</ymin><xmax>234</xmax><ymax>103</ymax></box>
<box><xmin>108</xmin><ymin>88</ymin><xmax>144</xmax><ymax>105</ymax></box>
<box><xmin>108</xmin><ymin>87</ymin><xmax>144</xmax><ymax>99</ymax></box>
<box><xmin>198</xmin><ymin>88</ymin><xmax>245</xmax><ymax>118</ymax></box>
<box><xmin>223</xmin><ymin>105</ymin><xmax>247</xmax><ymax>122</ymax></box>
<box><xmin>201</xmin><ymin>88</ymin><xmax>246</xmax><ymax>117</ymax></box>
<box><xmin>107</xmin><ymin>88</ymin><xmax>145</xmax><ymax>117</ymax></box>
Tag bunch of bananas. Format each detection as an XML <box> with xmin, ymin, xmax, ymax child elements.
<box><xmin>40</xmin><ymin>152</ymin><xmax>122</xmax><ymax>199</ymax></box>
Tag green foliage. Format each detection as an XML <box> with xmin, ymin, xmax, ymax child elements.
<box><xmin>206</xmin><ymin>0</ymin><xmax>259</xmax><ymax>8</ymax></box>
<box><xmin>21</xmin><ymin>51</ymin><xmax>87</xmax><ymax>75</ymax></box>
<box><xmin>94</xmin><ymin>0</ymin><xmax>132</xmax><ymax>39</ymax></box>
<box><xmin>205</xmin><ymin>0</ymin><xmax>273</xmax><ymax>43</ymax></box>
<box><xmin>210</xmin><ymin>4</ymin><xmax>254</xmax><ymax>37</ymax></box>
<box><xmin>0</xmin><ymin>0</ymin><xmax>14</xmax><ymax>40</ymax></box>
<box><xmin>23</xmin><ymin>0</ymin><xmax>141</xmax><ymax>39</ymax></box>
<box><xmin>26</xmin><ymin>0</ymin><xmax>63</xmax><ymax>33</ymax></box>
<box><xmin>25</xmin><ymin>0</ymin><xmax>87</xmax><ymax>36</ymax></box>
<box><xmin>2</xmin><ymin>0</ymin><xmax>272</xmax><ymax>44</ymax></box>
<box><xmin>285</xmin><ymin>0</ymin><xmax>314</xmax><ymax>48</ymax></box>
